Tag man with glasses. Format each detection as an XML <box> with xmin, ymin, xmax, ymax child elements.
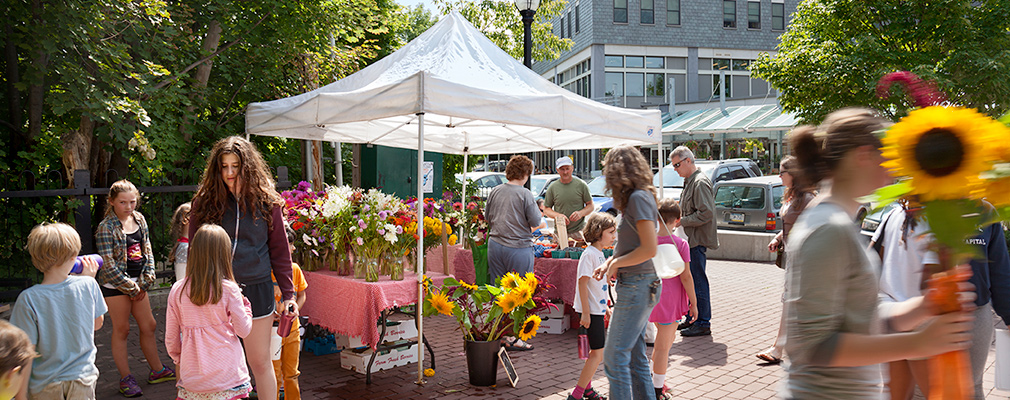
<box><xmin>669</xmin><ymin>146</ymin><xmax>718</xmax><ymax>337</ymax></box>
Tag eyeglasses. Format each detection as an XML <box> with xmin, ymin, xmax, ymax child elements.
<box><xmin>672</xmin><ymin>159</ymin><xmax>688</xmax><ymax>168</ymax></box>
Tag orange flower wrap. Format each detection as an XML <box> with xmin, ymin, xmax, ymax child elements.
<box><xmin>925</xmin><ymin>268</ymin><xmax>973</xmax><ymax>400</ymax></box>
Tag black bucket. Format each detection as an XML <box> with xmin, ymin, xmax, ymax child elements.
<box><xmin>464</xmin><ymin>339</ymin><xmax>499</xmax><ymax>386</ymax></box>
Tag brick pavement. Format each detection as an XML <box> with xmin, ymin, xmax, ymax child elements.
<box><xmin>93</xmin><ymin>260</ymin><xmax>1010</xmax><ymax>399</ymax></box>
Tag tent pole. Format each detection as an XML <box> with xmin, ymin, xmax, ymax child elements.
<box><xmin>658</xmin><ymin>139</ymin><xmax>665</xmax><ymax>199</ymax></box>
<box><xmin>416</xmin><ymin>111</ymin><xmax>426</xmax><ymax>385</ymax></box>
<box><xmin>461</xmin><ymin>145</ymin><xmax>469</xmax><ymax>249</ymax></box>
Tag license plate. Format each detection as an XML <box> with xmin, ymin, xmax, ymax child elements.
<box><xmin>730</xmin><ymin>213</ymin><xmax>745</xmax><ymax>223</ymax></box>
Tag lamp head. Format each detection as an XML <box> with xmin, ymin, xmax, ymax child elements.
<box><xmin>514</xmin><ymin>0</ymin><xmax>540</xmax><ymax>12</ymax></box>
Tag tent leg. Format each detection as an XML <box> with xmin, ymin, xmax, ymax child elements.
<box><xmin>416</xmin><ymin>112</ymin><xmax>426</xmax><ymax>385</ymax></box>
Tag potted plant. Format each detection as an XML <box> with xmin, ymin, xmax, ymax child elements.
<box><xmin>421</xmin><ymin>272</ymin><xmax>556</xmax><ymax>386</ymax></box>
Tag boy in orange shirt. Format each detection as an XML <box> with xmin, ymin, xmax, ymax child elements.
<box><xmin>272</xmin><ymin>226</ymin><xmax>308</xmax><ymax>400</ymax></box>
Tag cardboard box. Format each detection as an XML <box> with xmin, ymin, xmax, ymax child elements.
<box><xmin>537</xmin><ymin>301</ymin><xmax>565</xmax><ymax>319</ymax></box>
<box><xmin>537</xmin><ymin>314</ymin><xmax>570</xmax><ymax>335</ymax></box>
<box><xmin>340</xmin><ymin>342</ymin><xmax>418</xmax><ymax>374</ymax></box>
<box><xmin>335</xmin><ymin>319</ymin><xmax>418</xmax><ymax>349</ymax></box>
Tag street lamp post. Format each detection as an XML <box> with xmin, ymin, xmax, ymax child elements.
<box><xmin>514</xmin><ymin>0</ymin><xmax>540</xmax><ymax>69</ymax></box>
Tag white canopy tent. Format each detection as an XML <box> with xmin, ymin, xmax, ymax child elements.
<box><xmin>246</xmin><ymin>11</ymin><xmax>661</xmax><ymax>383</ymax></box>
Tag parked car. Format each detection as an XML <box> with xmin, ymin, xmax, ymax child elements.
<box><xmin>586</xmin><ymin>175</ymin><xmax>617</xmax><ymax>216</ymax></box>
<box><xmin>473</xmin><ymin>160</ymin><xmax>507</xmax><ymax>172</ymax></box>
<box><xmin>530</xmin><ymin>174</ymin><xmax>560</xmax><ymax>199</ymax></box>
<box><xmin>859</xmin><ymin>202</ymin><xmax>902</xmax><ymax>238</ymax></box>
<box><xmin>456</xmin><ymin>172</ymin><xmax>506</xmax><ymax>199</ymax></box>
<box><xmin>713</xmin><ymin>175</ymin><xmax>784</xmax><ymax>232</ymax></box>
<box><xmin>654</xmin><ymin>158</ymin><xmax>762</xmax><ymax>200</ymax></box>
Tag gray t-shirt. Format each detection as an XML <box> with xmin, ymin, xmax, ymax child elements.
<box><xmin>783</xmin><ymin>201</ymin><xmax>881</xmax><ymax>399</ymax></box>
<box><xmin>544</xmin><ymin>178</ymin><xmax>593</xmax><ymax>233</ymax></box>
<box><xmin>615</xmin><ymin>189</ymin><xmax>658</xmax><ymax>275</ymax></box>
<box><xmin>485</xmin><ymin>182</ymin><xmax>541</xmax><ymax>248</ymax></box>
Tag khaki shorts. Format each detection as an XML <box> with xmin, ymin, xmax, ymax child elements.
<box><xmin>31</xmin><ymin>373</ymin><xmax>97</xmax><ymax>400</ymax></box>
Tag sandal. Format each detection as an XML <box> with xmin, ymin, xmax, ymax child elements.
<box><xmin>501</xmin><ymin>336</ymin><xmax>534</xmax><ymax>351</ymax></box>
<box><xmin>756</xmin><ymin>352</ymin><xmax>782</xmax><ymax>364</ymax></box>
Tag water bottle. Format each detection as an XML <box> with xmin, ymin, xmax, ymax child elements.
<box><xmin>71</xmin><ymin>254</ymin><xmax>104</xmax><ymax>275</ymax></box>
<box><xmin>578</xmin><ymin>327</ymin><xmax>590</xmax><ymax>360</ymax></box>
<box><xmin>277</xmin><ymin>305</ymin><xmax>296</xmax><ymax>338</ymax></box>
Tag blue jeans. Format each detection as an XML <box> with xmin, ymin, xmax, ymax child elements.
<box><xmin>604</xmin><ymin>272</ymin><xmax>661</xmax><ymax>400</ymax></box>
<box><xmin>689</xmin><ymin>246</ymin><xmax>711</xmax><ymax>327</ymax></box>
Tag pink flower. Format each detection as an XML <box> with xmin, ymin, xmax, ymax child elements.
<box><xmin>356</xmin><ymin>237</ymin><xmax>364</xmax><ymax>246</ymax></box>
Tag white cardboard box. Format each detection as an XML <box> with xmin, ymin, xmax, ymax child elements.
<box><xmin>340</xmin><ymin>342</ymin><xmax>418</xmax><ymax>374</ymax></box>
<box><xmin>537</xmin><ymin>314</ymin><xmax>570</xmax><ymax>335</ymax></box>
<box><xmin>335</xmin><ymin>319</ymin><xmax>418</xmax><ymax>349</ymax></box>
<box><xmin>537</xmin><ymin>301</ymin><xmax>565</xmax><ymax>319</ymax></box>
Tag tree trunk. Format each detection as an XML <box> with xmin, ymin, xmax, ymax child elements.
<box><xmin>180</xmin><ymin>20</ymin><xmax>222</xmax><ymax>142</ymax></box>
<box><xmin>61</xmin><ymin>116</ymin><xmax>95</xmax><ymax>188</ymax></box>
<box><xmin>26</xmin><ymin>0</ymin><xmax>46</xmax><ymax>142</ymax></box>
<box><xmin>4</xmin><ymin>21</ymin><xmax>24</xmax><ymax>152</ymax></box>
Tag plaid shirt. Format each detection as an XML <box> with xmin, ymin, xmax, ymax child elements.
<box><xmin>95</xmin><ymin>211</ymin><xmax>156</xmax><ymax>296</ymax></box>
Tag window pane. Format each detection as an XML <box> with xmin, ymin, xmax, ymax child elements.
<box><xmin>568</xmin><ymin>11</ymin><xmax>573</xmax><ymax>35</ymax></box>
<box><xmin>668</xmin><ymin>57</ymin><xmax>687</xmax><ymax>69</ymax></box>
<box><xmin>646</xmin><ymin>56</ymin><xmax>664</xmax><ymax>68</ymax></box>
<box><xmin>575</xmin><ymin>5</ymin><xmax>581</xmax><ymax>32</ymax></box>
<box><xmin>732</xmin><ymin>59</ymin><xmax>750</xmax><ymax>71</ymax></box>
<box><xmin>713</xmin><ymin>58</ymin><xmax>731</xmax><ymax>70</ymax></box>
<box><xmin>748</xmin><ymin>1</ymin><xmax>760</xmax><ymax>29</ymax></box>
<box><xmin>667</xmin><ymin>0</ymin><xmax>680</xmax><ymax>24</ymax></box>
<box><xmin>626</xmin><ymin>56</ymin><xmax>644</xmax><ymax>68</ymax></box>
<box><xmin>646</xmin><ymin>73</ymin><xmax>664</xmax><ymax>96</ymax></box>
<box><xmin>772</xmin><ymin>3</ymin><xmax>784</xmax><ymax>30</ymax></box>
<box><xmin>641</xmin><ymin>9</ymin><xmax>654</xmax><ymax>24</ymax></box>
<box><xmin>605</xmin><ymin>55</ymin><xmax>624</xmax><ymax>67</ymax></box>
<box><xmin>626</xmin><ymin>73</ymin><xmax>644</xmax><ymax>96</ymax></box>
<box><xmin>615</xmin><ymin>0</ymin><xmax>628</xmax><ymax>23</ymax></box>
<box><xmin>642</xmin><ymin>0</ymin><xmax>653</xmax><ymax>10</ymax></box>
<box><xmin>723</xmin><ymin>0</ymin><xmax>736</xmax><ymax>28</ymax></box>
<box><xmin>560</xmin><ymin>16</ymin><xmax>565</xmax><ymax>38</ymax></box>
<box><xmin>713</xmin><ymin>75</ymin><xmax>731</xmax><ymax>98</ymax></box>
<box><xmin>605</xmin><ymin>72</ymin><xmax>624</xmax><ymax>96</ymax></box>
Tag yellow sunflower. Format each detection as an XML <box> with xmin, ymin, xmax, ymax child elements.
<box><xmin>511</xmin><ymin>284</ymin><xmax>533</xmax><ymax>305</ymax></box>
<box><xmin>500</xmin><ymin>273</ymin><xmax>520</xmax><ymax>290</ymax></box>
<box><xmin>496</xmin><ymin>292</ymin><xmax>521</xmax><ymax>314</ymax></box>
<box><xmin>460</xmin><ymin>281</ymin><xmax>479</xmax><ymax>291</ymax></box>
<box><xmin>523</xmin><ymin>272</ymin><xmax>539</xmax><ymax>289</ymax></box>
<box><xmin>517</xmin><ymin>314</ymin><xmax>541</xmax><ymax>342</ymax></box>
<box><xmin>981</xmin><ymin>175</ymin><xmax>1010</xmax><ymax>207</ymax></box>
<box><xmin>427</xmin><ymin>291</ymin><xmax>455</xmax><ymax>315</ymax></box>
<box><xmin>881</xmin><ymin>106</ymin><xmax>1008</xmax><ymax>201</ymax></box>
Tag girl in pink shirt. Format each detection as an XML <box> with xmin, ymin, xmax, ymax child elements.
<box><xmin>167</xmin><ymin>224</ymin><xmax>254</xmax><ymax>400</ymax></box>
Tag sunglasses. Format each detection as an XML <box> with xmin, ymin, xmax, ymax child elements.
<box><xmin>672</xmin><ymin>159</ymin><xmax>687</xmax><ymax>168</ymax></box>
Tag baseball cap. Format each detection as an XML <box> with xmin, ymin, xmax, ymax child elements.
<box><xmin>556</xmin><ymin>156</ymin><xmax>573</xmax><ymax>170</ymax></box>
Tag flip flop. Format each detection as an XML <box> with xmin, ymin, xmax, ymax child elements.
<box><xmin>502</xmin><ymin>337</ymin><xmax>534</xmax><ymax>351</ymax></box>
<box><xmin>756</xmin><ymin>352</ymin><xmax>782</xmax><ymax>364</ymax></box>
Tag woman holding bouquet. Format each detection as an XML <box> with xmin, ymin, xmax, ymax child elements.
<box><xmin>783</xmin><ymin>108</ymin><xmax>975</xmax><ymax>399</ymax></box>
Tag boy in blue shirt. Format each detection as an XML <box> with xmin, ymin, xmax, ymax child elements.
<box><xmin>11</xmin><ymin>223</ymin><xmax>107</xmax><ymax>399</ymax></box>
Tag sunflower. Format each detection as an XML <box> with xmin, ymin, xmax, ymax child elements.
<box><xmin>881</xmin><ymin>106</ymin><xmax>1007</xmax><ymax>201</ymax></box>
<box><xmin>427</xmin><ymin>291</ymin><xmax>455</xmax><ymax>315</ymax></box>
<box><xmin>981</xmin><ymin>174</ymin><xmax>1010</xmax><ymax>207</ymax></box>
<box><xmin>496</xmin><ymin>292</ymin><xmax>521</xmax><ymax>314</ymax></box>
<box><xmin>517</xmin><ymin>314</ymin><xmax>541</xmax><ymax>342</ymax></box>
<box><xmin>500</xmin><ymin>273</ymin><xmax>520</xmax><ymax>290</ymax></box>
<box><xmin>460</xmin><ymin>281</ymin><xmax>479</xmax><ymax>291</ymax></box>
<box><xmin>511</xmin><ymin>284</ymin><xmax>533</xmax><ymax>305</ymax></box>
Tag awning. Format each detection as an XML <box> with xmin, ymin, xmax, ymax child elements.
<box><xmin>662</xmin><ymin>105</ymin><xmax>798</xmax><ymax>136</ymax></box>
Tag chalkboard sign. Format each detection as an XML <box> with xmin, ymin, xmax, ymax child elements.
<box><xmin>498</xmin><ymin>347</ymin><xmax>518</xmax><ymax>387</ymax></box>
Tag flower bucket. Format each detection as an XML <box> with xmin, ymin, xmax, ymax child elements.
<box><xmin>464</xmin><ymin>339</ymin><xmax>499</xmax><ymax>386</ymax></box>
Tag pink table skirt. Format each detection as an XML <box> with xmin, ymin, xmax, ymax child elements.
<box><xmin>301</xmin><ymin>271</ymin><xmax>448</xmax><ymax>349</ymax></box>
<box><xmin>450</xmin><ymin>249</ymin><xmax>580</xmax><ymax>306</ymax></box>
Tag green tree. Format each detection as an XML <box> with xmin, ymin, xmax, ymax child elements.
<box><xmin>397</xmin><ymin>5</ymin><xmax>438</xmax><ymax>44</ymax></box>
<box><xmin>433</xmin><ymin>0</ymin><xmax>571</xmax><ymax>63</ymax></box>
<box><xmin>750</xmin><ymin>0</ymin><xmax>1010</xmax><ymax>124</ymax></box>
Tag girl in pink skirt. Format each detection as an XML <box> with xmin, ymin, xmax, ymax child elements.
<box><xmin>648</xmin><ymin>198</ymin><xmax>697</xmax><ymax>400</ymax></box>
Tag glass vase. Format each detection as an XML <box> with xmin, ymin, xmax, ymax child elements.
<box><xmin>326</xmin><ymin>249</ymin><xmax>338</xmax><ymax>272</ymax></box>
<box><xmin>353</xmin><ymin>255</ymin><xmax>366</xmax><ymax>279</ymax></box>
<box><xmin>390</xmin><ymin>258</ymin><xmax>404</xmax><ymax>281</ymax></box>
<box><xmin>380</xmin><ymin>253</ymin><xmax>391</xmax><ymax>275</ymax></box>
<box><xmin>337</xmin><ymin>251</ymin><xmax>352</xmax><ymax>276</ymax></box>
<box><xmin>301</xmin><ymin>250</ymin><xmax>317</xmax><ymax>272</ymax></box>
<box><xmin>365</xmin><ymin>257</ymin><xmax>380</xmax><ymax>282</ymax></box>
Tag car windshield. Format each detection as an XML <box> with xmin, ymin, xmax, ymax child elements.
<box><xmin>530</xmin><ymin>177</ymin><xmax>549</xmax><ymax>195</ymax></box>
<box><xmin>653</xmin><ymin>164</ymin><xmax>717</xmax><ymax>188</ymax></box>
<box><xmin>587</xmin><ymin>176</ymin><xmax>608</xmax><ymax>197</ymax></box>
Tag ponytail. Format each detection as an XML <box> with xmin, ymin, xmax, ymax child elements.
<box><xmin>790</xmin><ymin>108</ymin><xmax>888</xmax><ymax>185</ymax></box>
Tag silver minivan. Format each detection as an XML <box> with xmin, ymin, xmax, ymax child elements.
<box><xmin>713</xmin><ymin>176</ymin><xmax>784</xmax><ymax>232</ymax></box>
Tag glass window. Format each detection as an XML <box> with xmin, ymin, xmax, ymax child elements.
<box><xmin>772</xmin><ymin>2</ymin><xmax>784</xmax><ymax>30</ymax></box>
<box><xmin>732</xmin><ymin>59</ymin><xmax>750</xmax><ymax>71</ymax></box>
<box><xmin>626</xmin><ymin>56</ymin><xmax>644</xmax><ymax>68</ymax></box>
<box><xmin>646</xmin><ymin>73</ymin><xmax>664</xmax><ymax>96</ymax></box>
<box><xmin>713</xmin><ymin>58</ymin><xmax>731</xmax><ymax>70</ymax></box>
<box><xmin>667</xmin><ymin>0</ymin><xmax>680</xmax><ymax>25</ymax></box>
<box><xmin>715</xmin><ymin>185</ymin><xmax>766</xmax><ymax>209</ymax></box>
<box><xmin>605</xmin><ymin>55</ymin><xmax>624</xmax><ymax>67</ymax></box>
<box><xmin>615</xmin><ymin>0</ymin><xmax>628</xmax><ymax>23</ymax></box>
<box><xmin>605</xmin><ymin>72</ymin><xmax>624</xmax><ymax>96</ymax></box>
<box><xmin>748</xmin><ymin>1</ymin><xmax>760</xmax><ymax>29</ymax></box>
<box><xmin>714</xmin><ymin>167</ymin><xmax>733</xmax><ymax>182</ymax></box>
<box><xmin>568</xmin><ymin>11</ymin><xmax>573</xmax><ymax>36</ymax></box>
<box><xmin>729</xmin><ymin>166</ymin><xmax>749</xmax><ymax>179</ymax></box>
<box><xmin>575</xmin><ymin>5</ymin><xmax>581</xmax><ymax>32</ymax></box>
<box><xmin>560</xmin><ymin>16</ymin><xmax>565</xmax><ymax>38</ymax></box>
<box><xmin>646</xmin><ymin>56</ymin><xmax>664</xmax><ymax>68</ymax></box>
<box><xmin>723</xmin><ymin>0</ymin><xmax>736</xmax><ymax>28</ymax></box>
<box><xmin>668</xmin><ymin>57</ymin><xmax>687</xmax><ymax>69</ymax></box>
<box><xmin>626</xmin><ymin>73</ymin><xmax>644</xmax><ymax>96</ymax></box>
<box><xmin>641</xmin><ymin>0</ymin><xmax>654</xmax><ymax>24</ymax></box>
<box><xmin>713</xmin><ymin>74</ymin><xmax>732</xmax><ymax>98</ymax></box>
<box><xmin>698</xmin><ymin>58</ymin><xmax>712</xmax><ymax>70</ymax></box>
<box><xmin>772</xmin><ymin>185</ymin><xmax>785</xmax><ymax>210</ymax></box>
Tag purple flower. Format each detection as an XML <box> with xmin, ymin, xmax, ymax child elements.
<box><xmin>378</xmin><ymin>211</ymin><xmax>388</xmax><ymax>219</ymax></box>
<box><xmin>358</xmin><ymin>219</ymin><xmax>367</xmax><ymax>229</ymax></box>
<box><xmin>356</xmin><ymin>237</ymin><xmax>364</xmax><ymax>246</ymax></box>
<box><xmin>396</xmin><ymin>226</ymin><xmax>404</xmax><ymax>234</ymax></box>
<box><xmin>378</xmin><ymin>229</ymin><xmax>386</xmax><ymax>235</ymax></box>
<box><xmin>297</xmin><ymin>181</ymin><xmax>312</xmax><ymax>191</ymax></box>
<box><xmin>363</xmin><ymin>204</ymin><xmax>371</xmax><ymax>212</ymax></box>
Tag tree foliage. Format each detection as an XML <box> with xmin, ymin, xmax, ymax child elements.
<box><xmin>750</xmin><ymin>0</ymin><xmax>1010</xmax><ymax>124</ymax></box>
<box><xmin>398</xmin><ymin>5</ymin><xmax>439</xmax><ymax>44</ymax></box>
<box><xmin>434</xmin><ymin>0</ymin><xmax>572</xmax><ymax>63</ymax></box>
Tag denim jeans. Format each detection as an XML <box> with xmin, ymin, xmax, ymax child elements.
<box><xmin>689</xmin><ymin>246</ymin><xmax>711</xmax><ymax>327</ymax></box>
<box><xmin>604</xmin><ymin>272</ymin><xmax>661</xmax><ymax>400</ymax></box>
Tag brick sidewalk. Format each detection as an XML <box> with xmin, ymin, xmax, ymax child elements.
<box><xmin>94</xmin><ymin>260</ymin><xmax>1010</xmax><ymax>399</ymax></box>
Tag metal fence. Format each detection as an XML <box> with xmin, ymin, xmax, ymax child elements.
<box><xmin>0</xmin><ymin>167</ymin><xmax>291</xmax><ymax>302</ymax></box>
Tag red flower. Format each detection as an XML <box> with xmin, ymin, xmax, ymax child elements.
<box><xmin>292</xmin><ymin>221</ymin><xmax>305</xmax><ymax>230</ymax></box>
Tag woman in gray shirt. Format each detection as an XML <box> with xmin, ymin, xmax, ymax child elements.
<box><xmin>783</xmin><ymin>108</ymin><xmax>974</xmax><ymax>399</ymax></box>
<box><xmin>485</xmin><ymin>155</ymin><xmax>541</xmax><ymax>282</ymax></box>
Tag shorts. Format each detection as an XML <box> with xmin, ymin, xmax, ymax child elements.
<box><xmin>583</xmin><ymin>313</ymin><xmax>606</xmax><ymax>350</ymax></box>
<box><xmin>32</xmin><ymin>373</ymin><xmax>98</xmax><ymax>400</ymax></box>
<box><xmin>241</xmin><ymin>280</ymin><xmax>276</xmax><ymax>319</ymax></box>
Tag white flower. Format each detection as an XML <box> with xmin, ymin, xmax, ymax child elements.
<box><xmin>302</xmin><ymin>234</ymin><xmax>313</xmax><ymax>246</ymax></box>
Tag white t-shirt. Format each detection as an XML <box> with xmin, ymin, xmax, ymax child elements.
<box><xmin>573</xmin><ymin>245</ymin><xmax>609</xmax><ymax>315</ymax></box>
<box><xmin>873</xmin><ymin>208</ymin><xmax>931</xmax><ymax>304</ymax></box>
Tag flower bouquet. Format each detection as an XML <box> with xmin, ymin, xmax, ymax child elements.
<box><xmin>871</xmin><ymin>72</ymin><xmax>1010</xmax><ymax>399</ymax></box>
<box><xmin>349</xmin><ymin>189</ymin><xmax>404</xmax><ymax>281</ymax></box>
<box><xmin>281</xmin><ymin>182</ymin><xmax>327</xmax><ymax>271</ymax></box>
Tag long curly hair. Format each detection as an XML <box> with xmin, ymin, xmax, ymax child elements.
<box><xmin>190</xmin><ymin>136</ymin><xmax>283</xmax><ymax>228</ymax></box>
<box><xmin>168</xmin><ymin>202</ymin><xmax>191</xmax><ymax>263</ymax></box>
<box><xmin>603</xmin><ymin>146</ymin><xmax>657</xmax><ymax>212</ymax></box>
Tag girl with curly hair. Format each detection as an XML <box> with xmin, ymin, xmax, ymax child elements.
<box><xmin>592</xmin><ymin>145</ymin><xmax>661</xmax><ymax>399</ymax></box>
<box><xmin>188</xmin><ymin>136</ymin><xmax>296</xmax><ymax>400</ymax></box>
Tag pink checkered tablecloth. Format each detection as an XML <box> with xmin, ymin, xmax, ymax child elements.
<box><xmin>449</xmin><ymin>249</ymin><xmax>580</xmax><ymax>306</ymax></box>
<box><xmin>301</xmin><ymin>271</ymin><xmax>448</xmax><ymax>349</ymax></box>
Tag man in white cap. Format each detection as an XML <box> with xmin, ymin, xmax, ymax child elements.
<box><xmin>543</xmin><ymin>156</ymin><xmax>594</xmax><ymax>242</ymax></box>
